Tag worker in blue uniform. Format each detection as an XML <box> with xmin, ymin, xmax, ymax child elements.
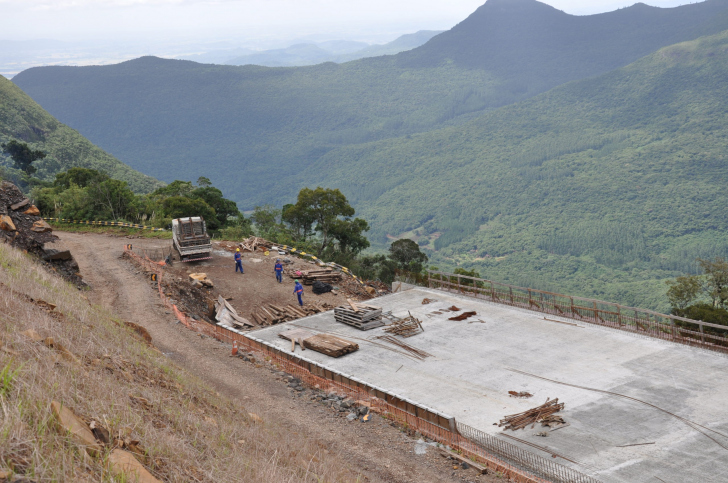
<box><xmin>234</xmin><ymin>248</ymin><xmax>244</xmax><ymax>273</ymax></box>
<box><xmin>293</xmin><ymin>279</ymin><xmax>304</xmax><ymax>307</ymax></box>
<box><xmin>274</xmin><ymin>259</ymin><xmax>284</xmax><ymax>283</ymax></box>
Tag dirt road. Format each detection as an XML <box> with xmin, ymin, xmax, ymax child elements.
<box><xmin>56</xmin><ymin>231</ymin><xmax>492</xmax><ymax>483</ymax></box>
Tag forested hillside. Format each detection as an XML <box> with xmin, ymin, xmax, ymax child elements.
<box><xmin>12</xmin><ymin>0</ymin><xmax>728</xmax><ymax>206</ymax></box>
<box><xmin>303</xmin><ymin>30</ymin><xmax>728</xmax><ymax>311</ymax></box>
<box><xmin>0</xmin><ymin>76</ymin><xmax>160</xmax><ymax>193</ymax></box>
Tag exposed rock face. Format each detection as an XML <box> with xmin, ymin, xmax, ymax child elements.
<box><xmin>0</xmin><ymin>181</ymin><xmax>84</xmax><ymax>287</ymax></box>
<box><xmin>0</xmin><ymin>180</ymin><xmax>57</xmax><ymax>251</ymax></box>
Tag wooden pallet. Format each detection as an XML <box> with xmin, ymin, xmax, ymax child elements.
<box><xmin>334</xmin><ymin>304</ymin><xmax>384</xmax><ymax>330</ymax></box>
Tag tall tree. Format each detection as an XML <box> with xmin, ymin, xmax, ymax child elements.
<box><xmin>291</xmin><ymin>187</ymin><xmax>366</xmax><ymax>256</ymax></box>
<box><xmin>698</xmin><ymin>257</ymin><xmax>728</xmax><ymax>307</ymax></box>
<box><xmin>389</xmin><ymin>238</ymin><xmax>428</xmax><ymax>273</ymax></box>
<box><xmin>1</xmin><ymin>140</ymin><xmax>46</xmax><ymax>176</ymax></box>
<box><xmin>665</xmin><ymin>275</ymin><xmax>702</xmax><ymax>310</ymax></box>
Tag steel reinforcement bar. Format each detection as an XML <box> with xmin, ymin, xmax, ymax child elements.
<box><xmin>123</xmin><ymin>248</ymin><xmax>602</xmax><ymax>483</ymax></box>
<box><xmin>427</xmin><ymin>270</ymin><xmax>728</xmax><ymax>355</ymax></box>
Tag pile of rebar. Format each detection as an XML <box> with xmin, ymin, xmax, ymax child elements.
<box><xmin>383</xmin><ymin>311</ymin><xmax>424</xmax><ymax>337</ymax></box>
<box><xmin>373</xmin><ymin>335</ymin><xmax>432</xmax><ymax>360</ymax></box>
<box><xmin>499</xmin><ymin>398</ymin><xmax>565</xmax><ymax>431</ymax></box>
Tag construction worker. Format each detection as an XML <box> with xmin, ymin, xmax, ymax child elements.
<box><xmin>234</xmin><ymin>248</ymin><xmax>244</xmax><ymax>274</ymax></box>
<box><xmin>274</xmin><ymin>258</ymin><xmax>283</xmax><ymax>283</ymax></box>
<box><xmin>293</xmin><ymin>279</ymin><xmax>304</xmax><ymax>307</ymax></box>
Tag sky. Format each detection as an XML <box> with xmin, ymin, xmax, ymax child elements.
<box><xmin>0</xmin><ymin>0</ymin><xmax>698</xmax><ymax>44</ymax></box>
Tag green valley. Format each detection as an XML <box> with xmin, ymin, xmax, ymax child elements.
<box><xmin>0</xmin><ymin>75</ymin><xmax>160</xmax><ymax>193</ymax></box>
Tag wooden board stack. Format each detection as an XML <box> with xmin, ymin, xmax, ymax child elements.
<box><xmin>334</xmin><ymin>299</ymin><xmax>384</xmax><ymax>330</ymax></box>
<box><xmin>250</xmin><ymin>302</ymin><xmax>333</xmax><ymax>326</ymax></box>
<box><xmin>279</xmin><ymin>328</ymin><xmax>358</xmax><ymax>357</ymax></box>
<box><xmin>296</xmin><ymin>268</ymin><xmax>342</xmax><ymax>285</ymax></box>
<box><xmin>303</xmin><ymin>334</ymin><xmax>359</xmax><ymax>357</ymax></box>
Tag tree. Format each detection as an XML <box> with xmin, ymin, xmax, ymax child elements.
<box><xmin>282</xmin><ymin>203</ymin><xmax>315</xmax><ymax>242</ymax></box>
<box><xmin>196</xmin><ymin>176</ymin><xmax>212</xmax><ymax>187</ymax></box>
<box><xmin>666</xmin><ymin>275</ymin><xmax>703</xmax><ymax>311</ymax></box>
<box><xmin>1</xmin><ymin>140</ymin><xmax>46</xmax><ymax>176</ymax></box>
<box><xmin>53</xmin><ymin>167</ymin><xmax>109</xmax><ymax>189</ymax></box>
<box><xmin>291</xmin><ymin>187</ymin><xmax>363</xmax><ymax>256</ymax></box>
<box><xmin>190</xmin><ymin>186</ymin><xmax>240</xmax><ymax>229</ymax></box>
<box><xmin>329</xmin><ymin>217</ymin><xmax>370</xmax><ymax>257</ymax></box>
<box><xmin>162</xmin><ymin>196</ymin><xmax>216</xmax><ymax>224</ymax></box>
<box><xmin>698</xmin><ymin>257</ymin><xmax>728</xmax><ymax>307</ymax></box>
<box><xmin>389</xmin><ymin>238</ymin><xmax>428</xmax><ymax>273</ymax></box>
<box><xmin>87</xmin><ymin>178</ymin><xmax>136</xmax><ymax>221</ymax></box>
<box><xmin>251</xmin><ymin>205</ymin><xmax>281</xmax><ymax>234</ymax></box>
<box><xmin>152</xmin><ymin>180</ymin><xmax>194</xmax><ymax>198</ymax></box>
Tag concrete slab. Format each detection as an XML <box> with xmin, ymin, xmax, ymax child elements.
<box><xmin>247</xmin><ymin>287</ymin><xmax>728</xmax><ymax>483</ymax></box>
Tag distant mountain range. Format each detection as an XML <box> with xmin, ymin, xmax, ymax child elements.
<box><xmin>218</xmin><ymin>31</ymin><xmax>443</xmax><ymax>67</ymax></box>
<box><xmin>11</xmin><ymin>0</ymin><xmax>728</xmax><ymax>309</ymax></box>
<box><xmin>0</xmin><ymin>75</ymin><xmax>159</xmax><ymax>193</ymax></box>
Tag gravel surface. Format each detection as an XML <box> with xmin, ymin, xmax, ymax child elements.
<box><xmin>55</xmin><ymin>231</ymin><xmax>501</xmax><ymax>483</ymax></box>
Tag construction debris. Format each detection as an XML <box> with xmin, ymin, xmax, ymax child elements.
<box><xmin>214</xmin><ymin>295</ymin><xmax>255</xmax><ymax>328</ymax></box>
<box><xmin>373</xmin><ymin>335</ymin><xmax>432</xmax><ymax>360</ymax></box>
<box><xmin>421</xmin><ymin>298</ymin><xmax>437</xmax><ymax>304</ymax></box>
<box><xmin>382</xmin><ymin>311</ymin><xmax>424</xmax><ymax>337</ymax></box>
<box><xmin>189</xmin><ymin>272</ymin><xmax>213</xmax><ymax>288</ymax></box>
<box><xmin>334</xmin><ymin>302</ymin><xmax>384</xmax><ymax>330</ymax></box>
<box><xmin>250</xmin><ymin>302</ymin><xmax>333</xmax><ymax>326</ymax></box>
<box><xmin>303</xmin><ymin>333</ymin><xmax>359</xmax><ymax>357</ymax></box>
<box><xmin>448</xmin><ymin>311</ymin><xmax>477</xmax><ymax>321</ymax></box>
<box><xmin>447</xmin><ymin>305</ymin><xmax>461</xmax><ymax>311</ymax></box>
<box><xmin>238</xmin><ymin>236</ymin><xmax>267</xmax><ymax>252</ymax></box>
<box><xmin>508</xmin><ymin>391</ymin><xmax>533</xmax><ymax>399</ymax></box>
<box><xmin>499</xmin><ymin>398</ymin><xmax>565</xmax><ymax>431</ymax></box>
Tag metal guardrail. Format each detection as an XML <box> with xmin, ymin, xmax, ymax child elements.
<box><xmin>44</xmin><ymin>217</ymin><xmax>165</xmax><ymax>231</ymax></box>
<box><xmin>428</xmin><ymin>270</ymin><xmax>728</xmax><ymax>354</ymax></box>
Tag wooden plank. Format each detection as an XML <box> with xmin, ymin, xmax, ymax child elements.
<box><xmin>347</xmin><ymin>299</ymin><xmax>360</xmax><ymax>312</ymax></box>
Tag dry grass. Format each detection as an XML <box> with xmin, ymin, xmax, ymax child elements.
<box><xmin>0</xmin><ymin>243</ymin><xmax>361</xmax><ymax>482</ymax></box>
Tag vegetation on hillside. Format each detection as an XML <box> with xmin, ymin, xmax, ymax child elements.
<box><xmin>12</xmin><ymin>2</ymin><xmax>728</xmax><ymax>311</ymax></box>
<box><xmin>305</xmin><ymin>29</ymin><xmax>728</xmax><ymax>311</ymax></box>
<box><xmin>12</xmin><ymin>0</ymin><xmax>728</xmax><ymax>207</ymax></box>
<box><xmin>0</xmin><ymin>75</ymin><xmax>160</xmax><ymax>193</ymax></box>
<box><xmin>665</xmin><ymin>257</ymin><xmax>728</xmax><ymax>331</ymax></box>
<box><xmin>33</xmin><ymin>169</ymin><xmax>246</xmax><ymax>232</ymax></box>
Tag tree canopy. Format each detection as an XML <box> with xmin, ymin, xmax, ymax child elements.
<box><xmin>1</xmin><ymin>140</ymin><xmax>46</xmax><ymax>176</ymax></box>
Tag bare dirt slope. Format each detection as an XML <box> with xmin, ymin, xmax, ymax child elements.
<box><xmin>56</xmin><ymin>231</ymin><xmax>494</xmax><ymax>483</ymax></box>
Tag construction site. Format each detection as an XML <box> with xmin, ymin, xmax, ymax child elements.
<box><xmin>6</xmin><ymin>190</ymin><xmax>727</xmax><ymax>482</ymax></box>
<box><xmin>107</xmin><ymin>233</ymin><xmax>728</xmax><ymax>483</ymax></box>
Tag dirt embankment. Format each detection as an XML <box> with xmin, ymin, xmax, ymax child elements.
<box><xmin>55</xmin><ymin>231</ymin><xmax>496</xmax><ymax>482</ymax></box>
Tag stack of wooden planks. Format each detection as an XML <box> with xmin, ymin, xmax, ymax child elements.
<box><xmin>250</xmin><ymin>302</ymin><xmax>333</xmax><ymax>326</ymax></box>
<box><xmin>334</xmin><ymin>299</ymin><xmax>384</xmax><ymax>330</ymax></box>
<box><xmin>304</xmin><ymin>334</ymin><xmax>359</xmax><ymax>357</ymax></box>
<box><xmin>278</xmin><ymin>328</ymin><xmax>358</xmax><ymax>357</ymax></box>
<box><xmin>298</xmin><ymin>268</ymin><xmax>342</xmax><ymax>285</ymax></box>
